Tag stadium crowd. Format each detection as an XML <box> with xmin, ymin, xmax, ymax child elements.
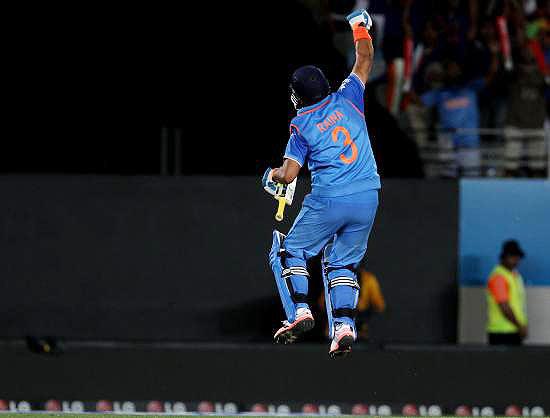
<box><xmin>304</xmin><ymin>0</ymin><xmax>550</xmax><ymax>177</ymax></box>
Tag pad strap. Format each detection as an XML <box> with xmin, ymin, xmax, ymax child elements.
<box><xmin>329</xmin><ymin>276</ymin><xmax>360</xmax><ymax>318</ymax></box>
<box><xmin>329</xmin><ymin>277</ymin><xmax>360</xmax><ymax>290</ymax></box>
<box><xmin>283</xmin><ymin>267</ymin><xmax>309</xmax><ymax>303</ymax></box>
<box><xmin>280</xmin><ymin>245</ymin><xmax>309</xmax><ymax>304</ymax></box>
<box><xmin>282</xmin><ymin>267</ymin><xmax>310</xmax><ymax>278</ymax></box>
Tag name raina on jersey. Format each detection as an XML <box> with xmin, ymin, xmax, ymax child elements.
<box><xmin>316</xmin><ymin>110</ymin><xmax>345</xmax><ymax>133</ymax></box>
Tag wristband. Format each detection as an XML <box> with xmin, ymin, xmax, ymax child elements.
<box><xmin>352</xmin><ymin>24</ymin><xmax>371</xmax><ymax>42</ymax></box>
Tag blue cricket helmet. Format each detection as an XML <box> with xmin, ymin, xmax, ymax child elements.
<box><xmin>290</xmin><ymin>65</ymin><xmax>330</xmax><ymax>109</ymax></box>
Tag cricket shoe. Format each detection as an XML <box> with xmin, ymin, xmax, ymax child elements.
<box><xmin>274</xmin><ymin>307</ymin><xmax>315</xmax><ymax>344</ymax></box>
<box><xmin>329</xmin><ymin>322</ymin><xmax>356</xmax><ymax>358</ymax></box>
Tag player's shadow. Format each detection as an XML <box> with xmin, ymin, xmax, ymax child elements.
<box><xmin>219</xmin><ymin>255</ymin><xmax>327</xmax><ymax>343</ymax></box>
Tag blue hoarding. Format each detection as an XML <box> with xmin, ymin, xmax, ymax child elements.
<box><xmin>459</xmin><ymin>179</ymin><xmax>550</xmax><ymax>286</ymax></box>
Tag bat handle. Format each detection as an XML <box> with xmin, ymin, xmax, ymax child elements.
<box><xmin>275</xmin><ymin>197</ymin><xmax>286</xmax><ymax>222</ymax></box>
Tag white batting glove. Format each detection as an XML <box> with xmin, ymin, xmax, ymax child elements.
<box><xmin>346</xmin><ymin>9</ymin><xmax>372</xmax><ymax>31</ymax></box>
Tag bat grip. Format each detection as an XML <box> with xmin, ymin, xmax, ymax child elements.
<box><xmin>275</xmin><ymin>197</ymin><xmax>286</xmax><ymax>222</ymax></box>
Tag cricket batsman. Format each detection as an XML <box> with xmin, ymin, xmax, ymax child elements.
<box><xmin>262</xmin><ymin>9</ymin><xmax>380</xmax><ymax>357</ymax></box>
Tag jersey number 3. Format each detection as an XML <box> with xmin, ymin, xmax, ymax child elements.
<box><xmin>331</xmin><ymin>126</ymin><xmax>358</xmax><ymax>164</ymax></box>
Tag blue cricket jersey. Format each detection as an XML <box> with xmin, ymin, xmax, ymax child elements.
<box><xmin>284</xmin><ymin>73</ymin><xmax>380</xmax><ymax>197</ymax></box>
<box><xmin>420</xmin><ymin>79</ymin><xmax>485</xmax><ymax>148</ymax></box>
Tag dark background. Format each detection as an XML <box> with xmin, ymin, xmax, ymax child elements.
<box><xmin>0</xmin><ymin>176</ymin><xmax>456</xmax><ymax>343</ymax></box>
<box><xmin>1</xmin><ymin>343</ymin><xmax>549</xmax><ymax>411</ymax></box>
<box><xmin>4</xmin><ymin>2</ymin><xmax>421</xmax><ymax>177</ymax></box>
<box><xmin>5</xmin><ymin>2</ymin><xmax>330</xmax><ymax>174</ymax></box>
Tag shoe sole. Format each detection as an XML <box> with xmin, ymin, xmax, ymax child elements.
<box><xmin>274</xmin><ymin>317</ymin><xmax>315</xmax><ymax>344</ymax></box>
<box><xmin>329</xmin><ymin>335</ymin><xmax>354</xmax><ymax>359</ymax></box>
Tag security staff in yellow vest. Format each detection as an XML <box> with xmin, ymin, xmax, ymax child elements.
<box><xmin>486</xmin><ymin>240</ymin><xmax>528</xmax><ymax>345</ymax></box>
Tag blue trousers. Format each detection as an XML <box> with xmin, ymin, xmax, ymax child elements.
<box><xmin>282</xmin><ymin>189</ymin><xmax>379</xmax><ymax>325</ymax></box>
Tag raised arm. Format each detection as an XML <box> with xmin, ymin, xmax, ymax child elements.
<box><xmin>347</xmin><ymin>10</ymin><xmax>375</xmax><ymax>85</ymax></box>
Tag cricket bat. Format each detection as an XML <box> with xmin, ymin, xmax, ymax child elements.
<box><xmin>275</xmin><ymin>196</ymin><xmax>286</xmax><ymax>221</ymax></box>
<box><xmin>273</xmin><ymin>178</ymin><xmax>297</xmax><ymax>222</ymax></box>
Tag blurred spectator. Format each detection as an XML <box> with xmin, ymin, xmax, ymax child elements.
<box><xmin>403</xmin><ymin>19</ymin><xmax>445</xmax><ymax>153</ymax></box>
<box><xmin>528</xmin><ymin>0</ymin><xmax>550</xmax><ymax>21</ymax></box>
<box><xmin>321</xmin><ymin>0</ymin><xmax>550</xmax><ymax>178</ymax></box>
<box><xmin>470</xmin><ymin>18</ymin><xmax>508</xmax><ymax>147</ymax></box>
<box><xmin>382</xmin><ymin>0</ymin><xmax>414</xmax><ymax>115</ymax></box>
<box><xmin>503</xmin><ymin>43</ymin><xmax>547</xmax><ymax>176</ymax></box>
<box><xmin>526</xmin><ymin>12</ymin><xmax>550</xmax><ymax>78</ymax></box>
<box><xmin>415</xmin><ymin>48</ymin><xmax>499</xmax><ymax>177</ymax></box>
<box><xmin>433</xmin><ymin>0</ymin><xmax>478</xmax><ymax>57</ymax></box>
<box><xmin>526</xmin><ymin>2</ymin><xmax>550</xmax><ymax>175</ymax></box>
<box><xmin>486</xmin><ymin>240</ymin><xmax>528</xmax><ymax>346</ymax></box>
<box><xmin>412</xmin><ymin>19</ymin><xmax>446</xmax><ymax>95</ymax></box>
<box><xmin>356</xmin><ymin>268</ymin><xmax>386</xmax><ymax>340</ymax></box>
